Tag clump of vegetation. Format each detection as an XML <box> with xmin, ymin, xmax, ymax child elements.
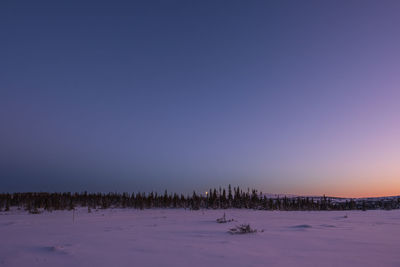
<box><xmin>228</xmin><ymin>224</ymin><xmax>258</xmax><ymax>234</ymax></box>
<box><xmin>216</xmin><ymin>213</ymin><xmax>234</xmax><ymax>223</ymax></box>
<box><xmin>29</xmin><ymin>207</ymin><xmax>41</xmax><ymax>214</ymax></box>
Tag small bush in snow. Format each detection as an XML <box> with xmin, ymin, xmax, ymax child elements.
<box><xmin>29</xmin><ymin>208</ymin><xmax>41</xmax><ymax>214</ymax></box>
<box><xmin>228</xmin><ymin>224</ymin><xmax>257</xmax><ymax>234</ymax></box>
<box><xmin>216</xmin><ymin>213</ymin><xmax>234</xmax><ymax>223</ymax></box>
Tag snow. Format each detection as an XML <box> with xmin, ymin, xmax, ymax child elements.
<box><xmin>1</xmin><ymin>209</ymin><xmax>399</xmax><ymax>266</ymax></box>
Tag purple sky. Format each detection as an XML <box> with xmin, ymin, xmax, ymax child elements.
<box><xmin>1</xmin><ymin>0</ymin><xmax>400</xmax><ymax>196</ymax></box>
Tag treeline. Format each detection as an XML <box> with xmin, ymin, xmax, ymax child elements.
<box><xmin>0</xmin><ymin>185</ymin><xmax>399</xmax><ymax>213</ymax></box>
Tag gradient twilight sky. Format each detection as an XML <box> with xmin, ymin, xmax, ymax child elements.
<box><xmin>1</xmin><ymin>0</ymin><xmax>400</xmax><ymax>197</ymax></box>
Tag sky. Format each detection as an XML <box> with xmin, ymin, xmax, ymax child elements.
<box><xmin>1</xmin><ymin>0</ymin><xmax>400</xmax><ymax>197</ymax></box>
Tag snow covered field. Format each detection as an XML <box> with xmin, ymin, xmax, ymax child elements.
<box><xmin>1</xmin><ymin>209</ymin><xmax>399</xmax><ymax>267</ymax></box>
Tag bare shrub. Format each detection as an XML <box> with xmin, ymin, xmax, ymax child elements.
<box><xmin>216</xmin><ymin>213</ymin><xmax>234</xmax><ymax>223</ymax></box>
<box><xmin>228</xmin><ymin>224</ymin><xmax>257</xmax><ymax>234</ymax></box>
